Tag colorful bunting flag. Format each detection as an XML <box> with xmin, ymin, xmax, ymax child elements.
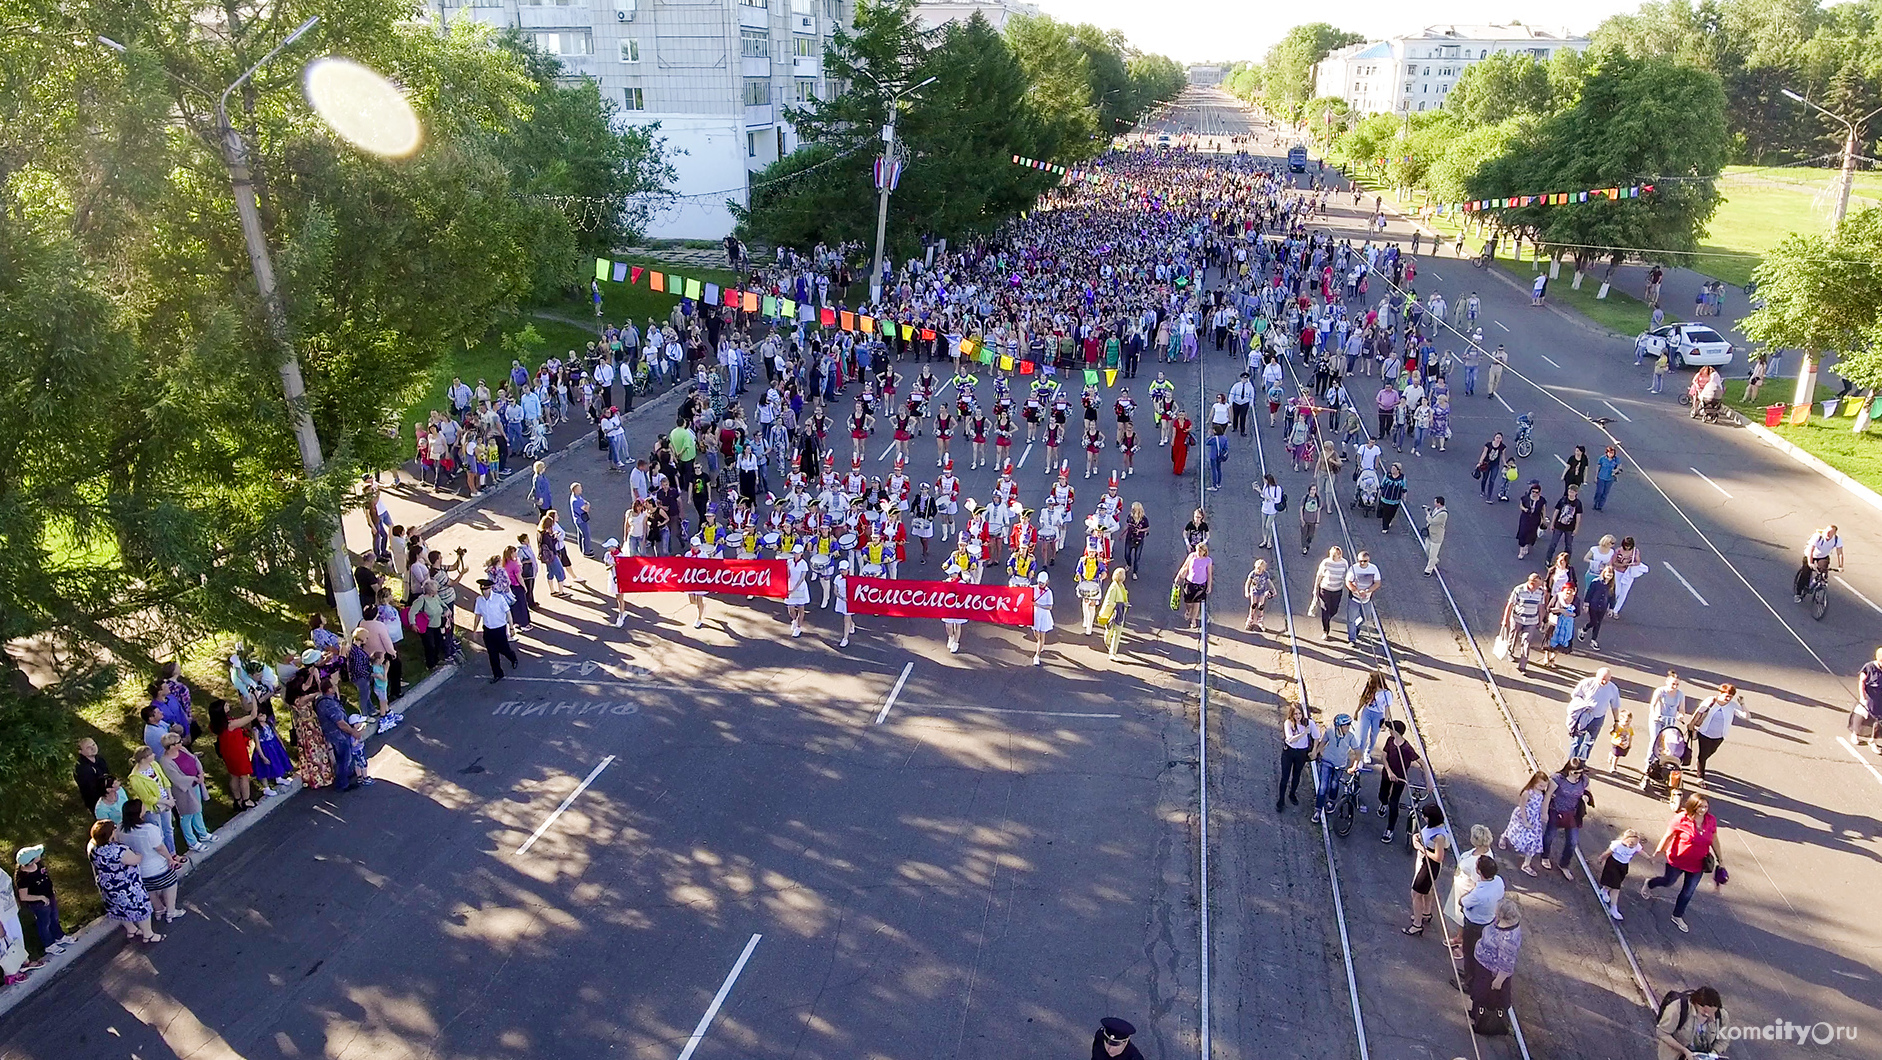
<box><xmin>1018</xmin><ymin>359</ymin><xmax>1035</xmax><ymax>375</ymax></box>
<box><xmin>762</xmin><ymin>295</ymin><xmax>777</xmax><ymax>318</ymax></box>
<box><xmin>977</xmin><ymin>347</ymin><xmax>994</xmax><ymax>365</ymax></box>
<box><xmin>631</xmin><ymin>266</ymin><xmax>644</xmax><ymax>285</ymax></box>
<box><xmin>999</xmin><ymin>355</ymin><xmax>1014</xmax><ymax>371</ymax></box>
<box><xmin>595</xmin><ymin>258</ymin><xmax>611</xmax><ymax>282</ymax></box>
<box><xmin>861</xmin><ymin>316</ymin><xmax>874</xmax><ymax>334</ymax></box>
<box><xmin>1084</xmin><ymin>369</ymin><xmax>1099</xmax><ymax>385</ymax></box>
<box><xmin>743</xmin><ymin>291</ymin><xmax>759</xmax><ymax>312</ymax></box>
<box><xmin>921</xmin><ymin>328</ymin><xmax>936</xmax><ymax>342</ymax></box>
<box><xmin>840</xmin><ymin>311</ymin><xmax>855</xmax><ymax>331</ymax></box>
<box><xmin>820</xmin><ymin>307</ymin><xmax>836</xmax><ymax>326</ymax></box>
<box><xmin>781</xmin><ymin>298</ymin><xmax>796</xmax><ymax>319</ymax></box>
<box><xmin>681</xmin><ymin>278</ymin><xmax>698</xmax><ymax>300</ymax></box>
<box><xmin>901</xmin><ymin>324</ymin><xmax>915</xmax><ymax>342</ymax></box>
<box><xmin>649</xmin><ymin>271</ymin><xmax>664</xmax><ymax>293</ymax></box>
<box><xmin>612</xmin><ymin>261</ymin><xmax>628</xmax><ymax>283</ymax></box>
<box><xmin>705</xmin><ymin>283</ymin><xmax>719</xmax><ymax>306</ymax></box>
<box><xmin>1105</xmin><ymin>369</ymin><xmax>1118</xmax><ymax>387</ymax></box>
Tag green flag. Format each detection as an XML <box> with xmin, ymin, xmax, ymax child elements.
<box><xmin>1084</xmin><ymin>369</ymin><xmax>1099</xmax><ymax>385</ymax></box>
<box><xmin>595</xmin><ymin>258</ymin><xmax>611</xmax><ymax>282</ymax></box>
<box><xmin>685</xmin><ymin>277</ymin><xmax>702</xmax><ymax>300</ymax></box>
<box><xmin>977</xmin><ymin>347</ymin><xmax>994</xmax><ymax>365</ymax></box>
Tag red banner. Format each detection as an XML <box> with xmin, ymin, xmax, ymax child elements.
<box><xmin>845</xmin><ymin>577</ymin><xmax>1033</xmax><ymax>626</ymax></box>
<box><xmin>614</xmin><ymin>557</ymin><xmax>790</xmax><ymax>597</ymax></box>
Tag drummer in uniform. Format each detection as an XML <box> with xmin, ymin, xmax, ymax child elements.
<box><xmin>1049</xmin><ymin>461</ymin><xmax>1076</xmax><ymax>512</ymax></box>
<box><xmin>879</xmin><ymin>504</ymin><xmax>908</xmax><ymax>579</ymax></box>
<box><xmin>809</xmin><ymin>523</ymin><xmax>841</xmax><ymax>607</ymax></box>
<box><xmin>1073</xmin><ymin>543</ymin><xmax>1109</xmax><ymax>634</ymax></box>
<box><xmin>1095</xmin><ymin>472</ymin><xmax>1124</xmax><ymax>542</ymax></box>
<box><xmin>843</xmin><ymin>454</ymin><xmax>866</xmax><ymax>500</ymax></box>
<box><xmin>886</xmin><ymin>455</ymin><xmax>912</xmax><ymax>512</ymax></box>
<box><xmin>961</xmin><ymin>500</ymin><xmax>994</xmax><ymax>570</ymax></box>
<box><xmin>698</xmin><ymin>510</ymin><xmax>727</xmax><ymax>556</ymax></box>
<box><xmin>1006</xmin><ymin>541</ymin><xmax>1040</xmax><ymax>587</ymax></box>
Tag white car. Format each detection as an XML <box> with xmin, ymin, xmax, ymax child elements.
<box><xmin>1634</xmin><ymin>323</ymin><xmax>1734</xmax><ymax>368</ymax></box>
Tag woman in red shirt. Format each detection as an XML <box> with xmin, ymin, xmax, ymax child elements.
<box><xmin>1640</xmin><ymin>794</ymin><xmax>1724</xmax><ymax>932</ymax></box>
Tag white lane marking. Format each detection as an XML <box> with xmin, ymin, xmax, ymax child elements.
<box><xmin>1016</xmin><ymin>442</ymin><xmax>1034</xmax><ymax>469</ymax></box>
<box><xmin>675</xmin><ymin>934</ymin><xmax>764</xmax><ymax>1060</ymax></box>
<box><xmin>1538</xmin><ymin>353</ymin><xmax>1561</xmax><ymax>368</ymax></box>
<box><xmin>878</xmin><ymin>442</ymin><xmax>897</xmax><ymax>462</ymax></box>
<box><xmin>515</xmin><ymin>755</ymin><xmax>615</xmax><ymax>855</ymax></box>
<box><xmin>1495</xmin><ymin>320</ymin><xmax>1511</xmax><ymax>332</ymax></box>
<box><xmin>1429</xmin><ymin>271</ymin><xmax>1442</xmax><ymax>282</ymax></box>
<box><xmin>1493</xmin><ymin>392</ymin><xmax>1515</xmax><ymax>414</ymax></box>
<box><xmin>875</xmin><ymin>661</ymin><xmax>914</xmax><ymax>724</ymax></box>
<box><xmin>1602</xmin><ymin>400</ymin><xmax>1633</xmax><ymax>422</ymax></box>
<box><xmin>1554</xmin><ymin>455</ymin><xmax>1568</xmax><ymax>469</ymax></box>
<box><xmin>1836</xmin><ymin>736</ymin><xmax>1882</xmax><ymax>787</ymax></box>
<box><xmin>1834</xmin><ymin>575</ymin><xmax>1882</xmax><ymax>615</ymax></box>
<box><xmin>1663</xmin><ymin>562</ymin><xmax>1710</xmax><ymax>606</ymax></box>
<box><xmin>915</xmin><ymin>704</ymin><xmax>1123</xmax><ymax>719</ymax></box>
<box><xmin>1689</xmin><ymin>467</ymin><xmax>1733</xmax><ymax>499</ymax></box>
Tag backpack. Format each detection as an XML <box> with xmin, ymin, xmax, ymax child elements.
<box><xmin>1275</xmin><ymin>490</ymin><xmax>1289</xmax><ymax>512</ymax></box>
<box><xmin>1656</xmin><ymin>991</ymin><xmax>1690</xmax><ymax>1035</ymax></box>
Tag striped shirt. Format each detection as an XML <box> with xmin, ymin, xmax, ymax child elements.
<box><xmin>1316</xmin><ymin>558</ymin><xmax>1350</xmax><ymax>591</ymax></box>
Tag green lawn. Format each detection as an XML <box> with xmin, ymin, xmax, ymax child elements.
<box><xmin>1700</xmin><ymin>166</ymin><xmax>1882</xmax><ymax>287</ymax></box>
<box><xmin>1721</xmin><ymin>378</ymin><xmax>1882</xmax><ymax>494</ymax></box>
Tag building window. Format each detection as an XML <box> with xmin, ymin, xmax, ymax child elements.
<box><xmin>741</xmin><ymin>29</ymin><xmax>770</xmax><ymax>58</ymax></box>
<box><xmin>744</xmin><ymin>78</ymin><xmax>772</xmax><ymax>106</ymax></box>
<box><xmin>1404</xmin><ymin>82</ymin><xmax>1413</xmax><ymax>93</ymax></box>
<box><xmin>1418</xmin><ymin>101</ymin><xmax>1426</xmax><ymax>111</ymax></box>
<box><xmin>741</xmin><ymin>0</ymin><xmax>768</xmax><ymax>8</ymax></box>
<box><xmin>1480</xmin><ymin>49</ymin><xmax>1488</xmax><ymax>58</ymax></box>
<box><xmin>623</xmin><ymin>87</ymin><xmax>645</xmax><ymax>110</ymax></box>
<box><xmin>1422</xmin><ymin>66</ymin><xmax>1431</xmax><ymax>75</ymax></box>
<box><xmin>824</xmin><ymin>0</ymin><xmax>840</xmax><ymax>16</ymax></box>
<box><xmin>620</xmin><ymin>39</ymin><xmax>640</xmax><ymax>63</ymax></box>
<box><xmin>521</xmin><ymin>0</ymin><xmax>580</xmax><ymax>5</ymax></box>
<box><xmin>748</xmin><ymin>131</ymin><xmax>760</xmax><ymax>157</ymax></box>
<box><xmin>792</xmin><ymin>0</ymin><xmax>813</xmax><ymax>12</ymax></box>
<box><xmin>794</xmin><ymin>78</ymin><xmax>817</xmax><ymax>102</ymax></box>
<box><xmin>792</xmin><ymin>35</ymin><xmax>816</xmax><ymax>57</ymax></box>
<box><xmin>533</xmin><ymin>31</ymin><xmax>592</xmax><ymax>56</ymax></box>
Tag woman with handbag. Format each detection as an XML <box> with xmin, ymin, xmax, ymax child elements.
<box><xmin>1468</xmin><ymin>898</ymin><xmax>1523</xmax><ymax>1036</ymax></box>
<box><xmin>1640</xmin><ymin>794</ymin><xmax>1725</xmax><ymax>932</ymax></box>
<box><xmin>1537</xmin><ymin>758</ymin><xmax>1592</xmax><ymax>880</ymax></box>
<box><xmin>1174</xmin><ymin>542</ymin><xmax>1213</xmax><ymax>631</ymax></box>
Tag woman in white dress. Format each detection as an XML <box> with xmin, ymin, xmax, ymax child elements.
<box><xmin>785</xmin><ymin>543</ymin><xmax>812</xmax><ymax>637</ymax></box>
<box><xmin>685</xmin><ymin>538</ymin><xmax>710</xmax><ymax>629</ymax></box>
<box><xmin>832</xmin><ymin>560</ymin><xmax>855</xmax><ymax>647</ymax></box>
<box><xmin>1031</xmin><ymin>570</ymin><xmax>1054</xmax><ymax>666</ymax></box>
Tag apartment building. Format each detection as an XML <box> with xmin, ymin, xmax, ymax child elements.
<box><xmin>1313</xmin><ymin>24</ymin><xmax>1589</xmax><ymax>117</ymax></box>
<box><xmin>913</xmin><ymin>0</ymin><xmax>1039</xmax><ymax>31</ymax></box>
<box><xmin>430</xmin><ymin>0</ymin><xmax>855</xmax><ymax>238</ymax></box>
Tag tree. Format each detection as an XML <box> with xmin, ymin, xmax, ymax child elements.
<box><xmin>1446</xmin><ymin>54</ymin><xmax>1556</xmax><ymax>126</ymax></box>
<box><xmin>1223</xmin><ymin>61</ymin><xmax>1264</xmax><ymax>105</ymax></box>
<box><xmin>0</xmin><ymin>0</ymin><xmax>670</xmax><ymax>770</ymax></box>
<box><xmin>1487</xmin><ymin>51</ymin><xmax>1729</xmax><ymax>271</ymax></box>
<box><xmin>1742</xmin><ymin>208</ymin><xmax>1882</xmax><ymax>391</ymax></box>
<box><xmin>1261</xmin><ymin>23</ymin><xmax>1364</xmax><ymax>123</ymax></box>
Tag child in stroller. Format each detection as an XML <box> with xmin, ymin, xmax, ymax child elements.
<box><xmin>1639</xmin><ymin>724</ymin><xmax>1688</xmax><ymax>807</ymax></box>
<box><xmin>1352</xmin><ymin>464</ymin><xmax>1380</xmax><ymax>515</ymax></box>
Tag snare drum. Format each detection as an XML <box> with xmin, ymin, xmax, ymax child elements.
<box><xmin>810</xmin><ymin>552</ymin><xmax>835</xmax><ymax>577</ymax></box>
<box><xmin>838</xmin><ymin>533</ymin><xmax>858</xmax><ymax>552</ymax></box>
<box><xmin>861</xmin><ymin>562</ymin><xmax>885</xmax><ymax>578</ymax></box>
<box><xmin>760</xmin><ymin>532</ymin><xmax>782</xmax><ymax>551</ymax></box>
<box><xmin>1076</xmin><ymin>580</ymin><xmax>1101</xmax><ymax>600</ymax></box>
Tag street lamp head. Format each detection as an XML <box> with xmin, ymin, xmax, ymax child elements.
<box><xmin>911</xmin><ymin>76</ymin><xmax>938</xmax><ymax>92</ymax></box>
<box><xmin>96</xmin><ymin>35</ymin><xmax>127</xmax><ymax>53</ymax></box>
<box><xmin>1780</xmin><ymin>88</ymin><xmax>1806</xmax><ymax>104</ymax></box>
<box><xmin>282</xmin><ymin>17</ymin><xmax>321</xmax><ymax>50</ymax></box>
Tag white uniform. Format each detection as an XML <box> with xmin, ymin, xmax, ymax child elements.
<box><xmin>784</xmin><ymin>557</ymin><xmax>811</xmax><ymax>606</ymax></box>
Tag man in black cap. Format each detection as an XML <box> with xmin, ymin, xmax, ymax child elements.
<box><xmin>1092</xmin><ymin>1017</ymin><xmax>1143</xmax><ymax>1060</ymax></box>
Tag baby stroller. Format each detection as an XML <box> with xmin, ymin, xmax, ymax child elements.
<box><xmin>1352</xmin><ymin>465</ymin><xmax>1380</xmax><ymax>515</ymax></box>
<box><xmin>1639</xmin><ymin>727</ymin><xmax>1688</xmax><ymax>808</ymax></box>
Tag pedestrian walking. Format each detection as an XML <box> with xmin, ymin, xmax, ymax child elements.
<box><xmin>1467</xmin><ymin>898</ymin><xmax>1522</xmax><ymax>1035</ymax></box>
<box><xmin>1640</xmin><ymin>794</ymin><xmax>1725</xmax><ymax>932</ymax></box>
<box><xmin>1596</xmin><ymin>828</ymin><xmax>1645</xmax><ymax>920</ymax></box>
<box><xmin>1566</xmin><ymin>668</ymin><xmax>1621</xmax><ymax>760</ymax></box>
<box><xmin>1377</xmin><ymin>721</ymin><xmax>1420</xmax><ymax>842</ymax></box>
<box><xmin>473</xmin><ymin>579</ymin><xmax>522</xmax><ymax>682</ymax></box>
<box><xmin>1538</xmin><ymin>758</ymin><xmax>1592</xmax><ymax>880</ymax></box>
<box><xmin>1499</xmin><ymin>573</ymin><xmax>1546</xmax><ymax>671</ymax></box>
<box><xmin>1205</xmin><ymin>426</ymin><xmax>1230</xmax><ymax>491</ymax></box>
<box><xmin>1515</xmin><ymin>481</ymin><xmax>1546</xmax><ymax>558</ymax></box>
<box><xmin>1485</xmin><ymin>345</ymin><xmax>1507</xmax><ymax>397</ymax></box>
<box><xmin>1403</xmin><ymin>803</ymin><xmax>1449</xmax><ymax>936</ymax></box>
<box><xmin>1175</xmin><ymin>542</ymin><xmax>1213</xmax><ymax>630</ymax></box>
<box><xmin>1851</xmin><ymin>647</ymin><xmax>1882</xmax><ymax>751</ymax></box>
<box><xmin>1687</xmin><ymin>684</ymin><xmax>1749</xmax><ymax>781</ymax></box>
<box><xmin>1475</xmin><ymin>433</ymin><xmax>1508</xmax><ymax>503</ymax></box>
<box><xmin>1312</xmin><ymin>546</ymin><xmax>1348</xmax><ymax>640</ymax></box>
<box><xmin>1543</xmin><ymin>485</ymin><xmax>1584</xmax><ymax>562</ymax></box>
<box><xmin>1655</xmin><ymin>986</ymin><xmax>1729</xmax><ymax>1058</ymax></box>
<box><xmin>1610</xmin><ymin>536</ymin><xmax>1647</xmax><ymax>615</ymax></box>
<box><xmin>1257</xmin><ymin>474</ymin><xmax>1283</xmax><ymax>547</ymax></box>
<box><xmin>1344</xmin><ymin>550</ymin><xmax>1381</xmax><ymax>645</ymax></box>
<box><xmin>1091</xmin><ymin>1017</ymin><xmax>1144</xmax><ymax>1060</ymax></box>
<box><xmin>1276</xmin><ymin>702</ymin><xmax>1316</xmax><ymax>813</ymax></box>
<box><xmin>1591</xmin><ymin>445</ymin><xmax>1622</xmax><ymax>510</ymax></box>
<box><xmin>1243</xmin><ymin>560</ymin><xmax>1275</xmax><ymax>633</ymax></box>
<box><xmin>1499</xmin><ymin>770</ymin><xmax>1547</xmax><ymax>876</ymax></box>
<box><xmin>1421</xmin><ymin>496</ymin><xmax>1448</xmax><ymax>575</ymax></box>
<box><xmin>1298</xmin><ymin>483</ymin><xmax>1322</xmax><ymax>555</ymax></box>
<box><xmin>1377</xmin><ymin>463</ymin><xmax>1407</xmax><ymax>531</ymax></box>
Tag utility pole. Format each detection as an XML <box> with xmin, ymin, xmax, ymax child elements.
<box><xmin>864</xmin><ymin>74</ymin><xmax>936</xmax><ymax>306</ymax></box>
<box><xmin>1779</xmin><ymin>89</ymin><xmax>1882</xmax><ymax>414</ymax></box>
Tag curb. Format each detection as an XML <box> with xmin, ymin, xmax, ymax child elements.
<box><xmin>0</xmin><ymin>662</ymin><xmax>459</xmax><ymax>1020</ymax></box>
<box><xmin>1741</xmin><ymin>419</ymin><xmax>1882</xmax><ymax>515</ymax></box>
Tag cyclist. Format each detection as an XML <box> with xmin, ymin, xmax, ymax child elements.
<box><xmin>1793</xmin><ymin>525</ymin><xmax>1844</xmax><ymax>601</ymax></box>
<box><xmin>1312</xmin><ymin>713</ymin><xmax>1364</xmax><ymax>822</ymax></box>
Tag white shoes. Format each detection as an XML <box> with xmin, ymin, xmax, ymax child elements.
<box><xmin>614</xmin><ymin>614</ymin><xmax>627</xmax><ymax>627</ymax></box>
<box><xmin>839</xmin><ymin>637</ymin><xmax>849</xmax><ymax>647</ymax></box>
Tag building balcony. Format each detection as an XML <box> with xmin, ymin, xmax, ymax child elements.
<box><xmin>792</xmin><ymin>55</ymin><xmax>821</xmax><ymax>77</ymax></box>
<box><xmin>744</xmin><ymin>104</ymin><xmax>775</xmax><ymax>127</ymax></box>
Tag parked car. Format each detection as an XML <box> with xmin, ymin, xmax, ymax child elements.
<box><xmin>1634</xmin><ymin>322</ymin><xmax>1735</xmax><ymax>368</ymax></box>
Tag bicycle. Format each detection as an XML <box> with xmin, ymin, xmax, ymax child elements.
<box><xmin>1331</xmin><ymin>767</ymin><xmax>1362</xmax><ymax>837</ymax></box>
<box><xmin>1512</xmin><ymin>412</ymin><xmax>1535</xmax><ymax>459</ymax></box>
<box><xmin>1802</xmin><ymin>560</ymin><xmax>1837</xmax><ymax>621</ymax></box>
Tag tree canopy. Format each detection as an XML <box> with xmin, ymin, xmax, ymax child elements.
<box><xmin>736</xmin><ymin>1</ymin><xmax>1184</xmax><ymax>255</ymax></box>
<box><xmin>1260</xmin><ymin>23</ymin><xmax>1366</xmax><ymax>122</ymax></box>
<box><xmin>0</xmin><ymin>0</ymin><xmax>670</xmax><ymax>773</ymax></box>
<box><xmin>1742</xmin><ymin>208</ymin><xmax>1882</xmax><ymax>385</ymax></box>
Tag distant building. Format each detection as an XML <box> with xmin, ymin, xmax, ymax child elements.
<box><xmin>427</xmin><ymin>0</ymin><xmax>856</xmax><ymax>240</ymax></box>
<box><xmin>914</xmin><ymin>0</ymin><xmax>1039</xmax><ymax>31</ymax></box>
<box><xmin>1313</xmin><ymin>24</ymin><xmax>1590</xmax><ymax>117</ymax></box>
<box><xmin>1187</xmin><ymin>64</ymin><xmax>1227</xmax><ymax>86</ymax></box>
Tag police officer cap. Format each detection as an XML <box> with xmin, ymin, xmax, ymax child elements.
<box><xmin>1099</xmin><ymin>1018</ymin><xmax>1136</xmax><ymax>1042</ymax></box>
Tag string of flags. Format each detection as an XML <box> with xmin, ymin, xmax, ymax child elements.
<box><xmin>1009</xmin><ymin>156</ymin><xmax>1174</xmax><ymax>200</ymax></box>
<box><xmin>1460</xmin><ymin>184</ymin><xmax>1654</xmax><ymax>212</ymax></box>
<box><xmin>592</xmin><ymin>256</ymin><xmax>1130</xmax><ymax>387</ymax></box>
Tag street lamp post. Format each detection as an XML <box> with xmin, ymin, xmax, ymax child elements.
<box><xmin>864</xmin><ymin>74</ymin><xmax>936</xmax><ymax>306</ymax></box>
<box><xmin>106</xmin><ymin>18</ymin><xmax>363</xmax><ymax>631</ymax></box>
<box><xmin>1779</xmin><ymin>88</ymin><xmax>1882</xmax><ymax>416</ymax></box>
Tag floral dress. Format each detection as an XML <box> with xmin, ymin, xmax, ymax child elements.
<box><xmin>292</xmin><ymin>701</ymin><xmax>336</xmax><ymax>789</ymax></box>
<box><xmin>90</xmin><ymin>842</ymin><xmax>153</xmax><ymax>925</ymax></box>
<box><xmin>1501</xmin><ymin>788</ymin><xmax>1545</xmax><ymax>856</ymax></box>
